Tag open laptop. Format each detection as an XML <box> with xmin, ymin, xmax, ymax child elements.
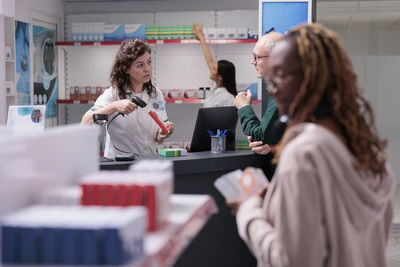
<box><xmin>189</xmin><ymin>106</ymin><xmax>238</xmax><ymax>152</ymax></box>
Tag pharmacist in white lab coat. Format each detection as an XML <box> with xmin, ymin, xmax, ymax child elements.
<box><xmin>81</xmin><ymin>39</ymin><xmax>174</xmax><ymax>158</ymax></box>
<box><xmin>193</xmin><ymin>23</ymin><xmax>237</xmax><ymax>107</ymax></box>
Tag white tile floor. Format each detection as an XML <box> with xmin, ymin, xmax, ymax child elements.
<box><xmin>387</xmin><ymin>185</ymin><xmax>400</xmax><ymax>267</ymax></box>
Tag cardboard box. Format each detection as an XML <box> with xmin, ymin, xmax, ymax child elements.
<box><xmin>237</xmin><ymin>27</ymin><xmax>248</xmax><ymax>39</ymax></box>
<box><xmin>158</xmin><ymin>148</ymin><xmax>187</xmax><ymax>157</ymax></box>
<box><xmin>124</xmin><ymin>24</ymin><xmax>146</xmax><ymax>40</ymax></box>
<box><xmin>217</xmin><ymin>28</ymin><xmax>226</xmax><ymax>39</ymax></box>
<box><xmin>145</xmin><ymin>26</ymin><xmax>158</xmax><ymax>40</ymax></box>
<box><xmin>104</xmin><ymin>24</ymin><xmax>125</xmax><ymax>41</ymax></box>
<box><xmin>226</xmin><ymin>28</ymin><xmax>237</xmax><ymax>38</ymax></box>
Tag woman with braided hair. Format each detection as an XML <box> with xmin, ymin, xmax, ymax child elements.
<box><xmin>232</xmin><ymin>24</ymin><xmax>395</xmax><ymax>267</ymax></box>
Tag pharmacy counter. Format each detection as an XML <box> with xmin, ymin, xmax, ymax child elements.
<box><xmin>101</xmin><ymin>150</ymin><xmax>269</xmax><ymax>175</ymax></box>
<box><xmin>101</xmin><ymin>150</ymin><xmax>271</xmax><ymax>267</ymax></box>
<box><xmin>139</xmin><ymin>194</ymin><xmax>217</xmax><ymax>267</ymax></box>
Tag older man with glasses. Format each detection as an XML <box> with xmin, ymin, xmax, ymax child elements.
<box><xmin>234</xmin><ymin>31</ymin><xmax>283</xmax><ymax>178</ymax></box>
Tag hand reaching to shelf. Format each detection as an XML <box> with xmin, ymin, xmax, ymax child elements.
<box><xmin>193</xmin><ymin>23</ymin><xmax>205</xmax><ymax>41</ymax></box>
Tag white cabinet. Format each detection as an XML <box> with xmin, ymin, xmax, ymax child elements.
<box><xmin>0</xmin><ymin>15</ymin><xmax>15</xmax><ymax>124</ymax></box>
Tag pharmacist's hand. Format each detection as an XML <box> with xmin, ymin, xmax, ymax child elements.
<box><xmin>157</xmin><ymin>121</ymin><xmax>174</xmax><ymax>142</ymax></box>
<box><xmin>114</xmin><ymin>99</ymin><xmax>138</xmax><ymax>115</ymax></box>
<box><xmin>248</xmin><ymin>136</ymin><xmax>271</xmax><ymax>155</ymax></box>
<box><xmin>193</xmin><ymin>23</ymin><xmax>204</xmax><ymax>40</ymax></box>
<box><xmin>226</xmin><ymin>198</ymin><xmax>245</xmax><ymax>215</ymax></box>
<box><xmin>234</xmin><ymin>89</ymin><xmax>252</xmax><ymax>110</ymax></box>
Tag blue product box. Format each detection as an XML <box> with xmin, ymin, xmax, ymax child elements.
<box><xmin>20</xmin><ymin>227</ymin><xmax>37</xmax><ymax>264</ymax></box>
<box><xmin>42</xmin><ymin>227</ymin><xmax>61</xmax><ymax>264</ymax></box>
<box><xmin>2</xmin><ymin>226</ymin><xmax>17</xmax><ymax>263</ymax></box>
<box><xmin>125</xmin><ymin>24</ymin><xmax>146</xmax><ymax>40</ymax></box>
<box><xmin>237</xmin><ymin>82</ymin><xmax>258</xmax><ymax>100</ymax></box>
<box><xmin>104</xmin><ymin>24</ymin><xmax>125</xmax><ymax>41</ymax></box>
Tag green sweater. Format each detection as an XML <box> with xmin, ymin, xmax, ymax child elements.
<box><xmin>237</xmin><ymin>95</ymin><xmax>279</xmax><ymax>145</ymax></box>
<box><xmin>237</xmin><ymin>95</ymin><xmax>279</xmax><ymax>179</ymax></box>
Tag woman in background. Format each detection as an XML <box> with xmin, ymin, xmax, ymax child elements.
<box><xmin>193</xmin><ymin>23</ymin><xmax>237</xmax><ymax>107</ymax></box>
<box><xmin>233</xmin><ymin>24</ymin><xmax>395</xmax><ymax>267</ymax></box>
<box><xmin>81</xmin><ymin>39</ymin><xmax>174</xmax><ymax>158</ymax></box>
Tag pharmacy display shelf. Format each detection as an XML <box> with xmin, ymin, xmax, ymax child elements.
<box><xmin>17</xmin><ymin>192</ymin><xmax>216</xmax><ymax>267</ymax></box>
<box><xmin>55</xmin><ymin>38</ymin><xmax>258</xmax><ymax>47</ymax></box>
<box><xmin>56</xmin><ymin>99</ymin><xmax>95</xmax><ymax>104</ymax></box>
<box><xmin>56</xmin><ymin>98</ymin><xmax>261</xmax><ymax>105</ymax></box>
<box><xmin>139</xmin><ymin>194</ymin><xmax>217</xmax><ymax>267</ymax></box>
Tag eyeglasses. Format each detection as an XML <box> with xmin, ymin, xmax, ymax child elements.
<box><xmin>264</xmin><ymin>69</ymin><xmax>302</xmax><ymax>89</ymax></box>
<box><xmin>252</xmin><ymin>54</ymin><xmax>269</xmax><ymax>64</ymax></box>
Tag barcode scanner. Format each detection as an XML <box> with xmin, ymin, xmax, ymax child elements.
<box><xmin>118</xmin><ymin>96</ymin><xmax>147</xmax><ymax>117</ymax></box>
<box><xmin>131</xmin><ymin>96</ymin><xmax>147</xmax><ymax>108</ymax></box>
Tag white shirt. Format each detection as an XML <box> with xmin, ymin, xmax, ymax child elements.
<box><xmin>93</xmin><ymin>87</ymin><xmax>168</xmax><ymax>158</ymax></box>
<box><xmin>203</xmin><ymin>87</ymin><xmax>235</xmax><ymax>108</ymax></box>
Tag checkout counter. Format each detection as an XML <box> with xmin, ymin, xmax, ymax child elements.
<box><xmin>101</xmin><ymin>150</ymin><xmax>271</xmax><ymax>267</ymax></box>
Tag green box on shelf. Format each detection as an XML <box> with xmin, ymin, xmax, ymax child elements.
<box><xmin>183</xmin><ymin>26</ymin><xmax>195</xmax><ymax>39</ymax></box>
<box><xmin>158</xmin><ymin>148</ymin><xmax>187</xmax><ymax>157</ymax></box>
<box><xmin>145</xmin><ymin>26</ymin><xmax>159</xmax><ymax>40</ymax></box>
<box><xmin>159</xmin><ymin>26</ymin><xmax>173</xmax><ymax>39</ymax></box>
<box><xmin>171</xmin><ymin>26</ymin><xmax>185</xmax><ymax>39</ymax></box>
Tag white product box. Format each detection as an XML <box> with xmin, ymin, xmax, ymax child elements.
<box><xmin>71</xmin><ymin>23</ymin><xmax>84</xmax><ymax>41</ymax></box>
<box><xmin>5</xmin><ymin>81</ymin><xmax>14</xmax><ymax>96</ymax></box>
<box><xmin>237</xmin><ymin>27</ymin><xmax>248</xmax><ymax>39</ymax></box>
<box><xmin>216</xmin><ymin>28</ymin><xmax>226</xmax><ymax>39</ymax></box>
<box><xmin>104</xmin><ymin>24</ymin><xmax>125</xmax><ymax>41</ymax></box>
<box><xmin>5</xmin><ymin>46</ymin><xmax>11</xmax><ymax>59</ymax></box>
<box><xmin>206</xmin><ymin>28</ymin><xmax>217</xmax><ymax>39</ymax></box>
<box><xmin>124</xmin><ymin>24</ymin><xmax>146</xmax><ymax>40</ymax></box>
<box><xmin>71</xmin><ymin>23</ymin><xmax>78</xmax><ymax>41</ymax></box>
<box><xmin>226</xmin><ymin>28</ymin><xmax>237</xmax><ymax>39</ymax></box>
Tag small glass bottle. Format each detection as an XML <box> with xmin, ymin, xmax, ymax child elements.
<box><xmin>198</xmin><ymin>87</ymin><xmax>205</xmax><ymax>99</ymax></box>
<box><xmin>205</xmin><ymin>87</ymin><xmax>211</xmax><ymax>98</ymax></box>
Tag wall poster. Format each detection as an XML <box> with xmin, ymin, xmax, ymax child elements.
<box><xmin>15</xmin><ymin>21</ymin><xmax>30</xmax><ymax>105</ymax></box>
<box><xmin>32</xmin><ymin>25</ymin><xmax>57</xmax><ymax>118</ymax></box>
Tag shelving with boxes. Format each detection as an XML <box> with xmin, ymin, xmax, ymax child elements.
<box><xmin>57</xmin><ymin>10</ymin><xmax>262</xmax><ymax>150</ymax></box>
<box><xmin>2</xmin><ymin>16</ymin><xmax>16</xmax><ymax>107</ymax></box>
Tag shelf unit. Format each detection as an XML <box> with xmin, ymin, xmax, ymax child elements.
<box><xmin>59</xmin><ymin>10</ymin><xmax>261</xmax><ymax>143</ymax></box>
<box><xmin>55</xmin><ymin>38</ymin><xmax>257</xmax><ymax>47</ymax></box>
<box><xmin>56</xmin><ymin>98</ymin><xmax>261</xmax><ymax>105</ymax></box>
<box><xmin>0</xmin><ymin>15</ymin><xmax>16</xmax><ymax>123</ymax></box>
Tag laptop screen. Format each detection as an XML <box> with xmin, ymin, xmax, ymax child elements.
<box><xmin>189</xmin><ymin>106</ymin><xmax>238</xmax><ymax>152</ymax></box>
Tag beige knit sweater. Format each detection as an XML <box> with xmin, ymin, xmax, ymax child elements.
<box><xmin>237</xmin><ymin>123</ymin><xmax>395</xmax><ymax>267</ymax></box>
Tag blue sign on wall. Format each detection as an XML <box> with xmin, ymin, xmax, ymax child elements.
<box><xmin>261</xmin><ymin>1</ymin><xmax>311</xmax><ymax>35</ymax></box>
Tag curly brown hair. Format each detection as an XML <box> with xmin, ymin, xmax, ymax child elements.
<box><xmin>282</xmin><ymin>23</ymin><xmax>387</xmax><ymax>175</ymax></box>
<box><xmin>110</xmin><ymin>39</ymin><xmax>156</xmax><ymax>100</ymax></box>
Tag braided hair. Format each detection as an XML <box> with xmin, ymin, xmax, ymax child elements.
<box><xmin>110</xmin><ymin>39</ymin><xmax>156</xmax><ymax>100</ymax></box>
<box><xmin>282</xmin><ymin>23</ymin><xmax>387</xmax><ymax>175</ymax></box>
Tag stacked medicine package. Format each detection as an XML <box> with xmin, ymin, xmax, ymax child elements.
<box><xmin>1</xmin><ymin>160</ymin><xmax>174</xmax><ymax>265</ymax></box>
<box><xmin>80</xmin><ymin>160</ymin><xmax>173</xmax><ymax>232</ymax></box>
<box><xmin>1</xmin><ymin>206</ymin><xmax>147</xmax><ymax>265</ymax></box>
<box><xmin>71</xmin><ymin>23</ymin><xmax>254</xmax><ymax>42</ymax></box>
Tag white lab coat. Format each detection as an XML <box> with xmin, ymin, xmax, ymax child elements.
<box><xmin>203</xmin><ymin>86</ymin><xmax>235</xmax><ymax>108</ymax></box>
<box><xmin>93</xmin><ymin>87</ymin><xmax>168</xmax><ymax>158</ymax></box>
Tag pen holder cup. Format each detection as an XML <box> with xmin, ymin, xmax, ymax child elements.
<box><xmin>211</xmin><ymin>135</ymin><xmax>226</xmax><ymax>153</ymax></box>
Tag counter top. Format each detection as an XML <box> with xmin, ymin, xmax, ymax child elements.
<box><xmin>100</xmin><ymin>150</ymin><xmax>266</xmax><ymax>175</ymax></box>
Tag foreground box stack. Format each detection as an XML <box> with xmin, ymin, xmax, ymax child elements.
<box><xmin>1</xmin><ymin>205</ymin><xmax>147</xmax><ymax>265</ymax></box>
<box><xmin>80</xmin><ymin>161</ymin><xmax>173</xmax><ymax>232</ymax></box>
